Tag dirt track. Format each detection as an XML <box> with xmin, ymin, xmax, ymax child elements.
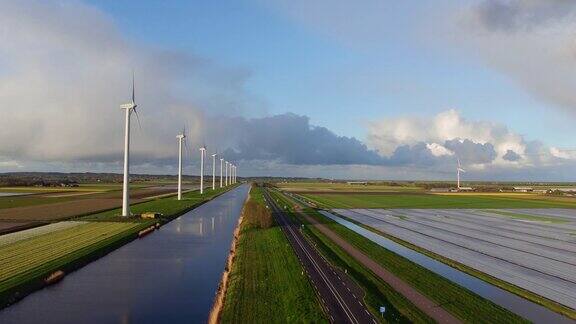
<box><xmin>299</xmin><ymin>210</ymin><xmax>461</xmax><ymax>324</ymax></box>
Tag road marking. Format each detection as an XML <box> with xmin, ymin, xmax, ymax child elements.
<box><xmin>264</xmin><ymin>191</ymin><xmax>360</xmax><ymax>324</ymax></box>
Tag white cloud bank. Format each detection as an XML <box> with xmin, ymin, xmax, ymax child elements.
<box><xmin>366</xmin><ymin>109</ymin><xmax>576</xmax><ymax>174</ymax></box>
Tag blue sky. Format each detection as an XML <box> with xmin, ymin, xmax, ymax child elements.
<box><xmin>85</xmin><ymin>0</ymin><xmax>574</xmax><ymax>147</ymax></box>
<box><xmin>1</xmin><ymin>0</ymin><xmax>576</xmax><ymax>180</ymax></box>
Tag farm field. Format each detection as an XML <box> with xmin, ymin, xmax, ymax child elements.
<box><xmin>81</xmin><ymin>185</ymin><xmax>228</xmax><ymax>221</ymax></box>
<box><xmin>334</xmin><ymin>208</ymin><xmax>576</xmax><ymax>312</ymax></box>
<box><xmin>0</xmin><ymin>184</ymin><xmax>200</xmax><ymax>234</ymax></box>
<box><xmin>276</xmin><ymin>182</ymin><xmax>423</xmax><ymax>193</ymax></box>
<box><xmin>221</xmin><ymin>187</ymin><xmax>326</xmax><ymax>323</ymax></box>
<box><xmin>302</xmin><ymin>192</ymin><xmax>576</xmax><ymax>209</ymax></box>
<box><xmin>0</xmin><ymin>221</ymin><xmax>143</xmax><ymax>297</ymax></box>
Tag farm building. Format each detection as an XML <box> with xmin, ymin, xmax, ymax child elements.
<box><xmin>513</xmin><ymin>187</ymin><xmax>534</xmax><ymax>192</ymax></box>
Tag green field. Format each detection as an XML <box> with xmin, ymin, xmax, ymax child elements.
<box><xmin>273</xmin><ymin>190</ymin><xmax>527</xmax><ymax>323</ymax></box>
<box><xmin>80</xmin><ymin>186</ymin><xmax>231</xmax><ymax>221</ymax></box>
<box><xmin>221</xmin><ymin>186</ymin><xmax>327</xmax><ymax>323</ymax></box>
<box><xmin>0</xmin><ymin>221</ymin><xmax>144</xmax><ymax>295</ymax></box>
<box><xmin>303</xmin><ymin>193</ymin><xmax>576</xmax><ymax>209</ymax></box>
<box><xmin>276</xmin><ymin>182</ymin><xmax>423</xmax><ymax>192</ymax></box>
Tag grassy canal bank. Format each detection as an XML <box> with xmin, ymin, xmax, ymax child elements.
<box><xmin>219</xmin><ymin>185</ymin><xmax>327</xmax><ymax>323</ymax></box>
<box><xmin>271</xmin><ymin>189</ymin><xmax>527</xmax><ymax>323</ymax></box>
<box><xmin>0</xmin><ymin>185</ymin><xmax>236</xmax><ymax>309</ymax></box>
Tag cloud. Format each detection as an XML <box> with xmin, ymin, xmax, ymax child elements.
<box><xmin>0</xmin><ymin>0</ymin><xmax>258</xmax><ymax>166</ymax></box>
<box><xmin>459</xmin><ymin>0</ymin><xmax>576</xmax><ymax>113</ymax></box>
<box><xmin>503</xmin><ymin>149</ymin><xmax>521</xmax><ymax>161</ymax></box>
<box><xmin>209</xmin><ymin>113</ymin><xmax>384</xmax><ymax>165</ymax></box>
<box><xmin>367</xmin><ymin>109</ymin><xmax>523</xmax><ymax>164</ymax></box>
<box><xmin>443</xmin><ymin>139</ymin><xmax>497</xmax><ymax>164</ymax></box>
<box><xmin>365</xmin><ymin>109</ymin><xmax>576</xmax><ymax>176</ymax></box>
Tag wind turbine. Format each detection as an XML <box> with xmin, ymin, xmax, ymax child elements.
<box><xmin>211</xmin><ymin>152</ymin><xmax>217</xmax><ymax>190</ymax></box>
<box><xmin>199</xmin><ymin>145</ymin><xmax>206</xmax><ymax>194</ymax></box>
<box><xmin>176</xmin><ymin>129</ymin><xmax>186</xmax><ymax>200</ymax></box>
<box><xmin>220</xmin><ymin>158</ymin><xmax>224</xmax><ymax>188</ymax></box>
<box><xmin>225</xmin><ymin>161</ymin><xmax>229</xmax><ymax>186</ymax></box>
<box><xmin>229</xmin><ymin>163</ymin><xmax>232</xmax><ymax>185</ymax></box>
<box><xmin>457</xmin><ymin>158</ymin><xmax>466</xmax><ymax>190</ymax></box>
<box><xmin>120</xmin><ymin>74</ymin><xmax>140</xmax><ymax>217</ymax></box>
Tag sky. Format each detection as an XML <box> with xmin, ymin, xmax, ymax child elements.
<box><xmin>1</xmin><ymin>0</ymin><xmax>576</xmax><ymax>181</ymax></box>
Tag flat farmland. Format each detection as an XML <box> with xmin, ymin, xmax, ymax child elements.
<box><xmin>0</xmin><ymin>185</ymin><xmax>197</xmax><ymax>233</ymax></box>
<box><xmin>302</xmin><ymin>192</ymin><xmax>576</xmax><ymax>209</ymax></box>
<box><xmin>0</xmin><ymin>221</ymin><xmax>141</xmax><ymax>294</ymax></box>
<box><xmin>334</xmin><ymin>208</ymin><xmax>576</xmax><ymax>310</ymax></box>
<box><xmin>276</xmin><ymin>182</ymin><xmax>423</xmax><ymax>193</ymax></box>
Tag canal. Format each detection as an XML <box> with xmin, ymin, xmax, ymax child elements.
<box><xmin>0</xmin><ymin>184</ymin><xmax>250</xmax><ymax>324</ymax></box>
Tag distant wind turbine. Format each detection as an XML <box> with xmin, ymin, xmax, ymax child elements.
<box><xmin>229</xmin><ymin>163</ymin><xmax>233</xmax><ymax>185</ymax></box>
<box><xmin>119</xmin><ymin>73</ymin><xmax>140</xmax><ymax>217</ymax></box>
<box><xmin>225</xmin><ymin>161</ymin><xmax>229</xmax><ymax>186</ymax></box>
<box><xmin>176</xmin><ymin>129</ymin><xmax>186</xmax><ymax>200</ymax></box>
<box><xmin>199</xmin><ymin>145</ymin><xmax>206</xmax><ymax>194</ymax></box>
<box><xmin>220</xmin><ymin>158</ymin><xmax>224</xmax><ymax>188</ymax></box>
<box><xmin>211</xmin><ymin>153</ymin><xmax>217</xmax><ymax>190</ymax></box>
<box><xmin>457</xmin><ymin>158</ymin><xmax>466</xmax><ymax>190</ymax></box>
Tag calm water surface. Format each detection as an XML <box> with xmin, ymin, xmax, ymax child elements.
<box><xmin>0</xmin><ymin>184</ymin><xmax>249</xmax><ymax>324</ymax></box>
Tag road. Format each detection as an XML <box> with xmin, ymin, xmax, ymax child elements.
<box><xmin>262</xmin><ymin>190</ymin><xmax>376</xmax><ymax>324</ymax></box>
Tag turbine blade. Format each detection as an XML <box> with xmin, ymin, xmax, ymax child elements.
<box><xmin>131</xmin><ymin>71</ymin><xmax>135</xmax><ymax>103</ymax></box>
<box><xmin>133</xmin><ymin>108</ymin><xmax>142</xmax><ymax>131</ymax></box>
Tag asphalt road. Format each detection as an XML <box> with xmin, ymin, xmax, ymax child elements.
<box><xmin>262</xmin><ymin>190</ymin><xmax>376</xmax><ymax>324</ymax></box>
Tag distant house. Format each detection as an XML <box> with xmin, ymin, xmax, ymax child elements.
<box><xmin>430</xmin><ymin>188</ymin><xmax>452</xmax><ymax>193</ymax></box>
<box><xmin>513</xmin><ymin>186</ymin><xmax>533</xmax><ymax>192</ymax></box>
<box><xmin>456</xmin><ymin>187</ymin><xmax>474</xmax><ymax>192</ymax></box>
<box><xmin>347</xmin><ymin>181</ymin><xmax>368</xmax><ymax>185</ymax></box>
<box><xmin>550</xmin><ymin>188</ymin><xmax>576</xmax><ymax>193</ymax></box>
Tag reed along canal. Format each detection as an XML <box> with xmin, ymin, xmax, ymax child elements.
<box><xmin>0</xmin><ymin>184</ymin><xmax>250</xmax><ymax>324</ymax></box>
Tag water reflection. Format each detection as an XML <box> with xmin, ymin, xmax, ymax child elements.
<box><xmin>0</xmin><ymin>185</ymin><xmax>250</xmax><ymax>324</ymax></box>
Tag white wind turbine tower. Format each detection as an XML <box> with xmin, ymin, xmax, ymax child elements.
<box><xmin>120</xmin><ymin>74</ymin><xmax>141</xmax><ymax>217</ymax></box>
<box><xmin>225</xmin><ymin>161</ymin><xmax>229</xmax><ymax>186</ymax></box>
<box><xmin>220</xmin><ymin>158</ymin><xmax>224</xmax><ymax>188</ymax></box>
<box><xmin>229</xmin><ymin>163</ymin><xmax>233</xmax><ymax>185</ymax></box>
<box><xmin>176</xmin><ymin>129</ymin><xmax>186</xmax><ymax>200</ymax></box>
<box><xmin>199</xmin><ymin>145</ymin><xmax>206</xmax><ymax>194</ymax></box>
<box><xmin>211</xmin><ymin>153</ymin><xmax>217</xmax><ymax>190</ymax></box>
<box><xmin>457</xmin><ymin>158</ymin><xmax>466</xmax><ymax>190</ymax></box>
